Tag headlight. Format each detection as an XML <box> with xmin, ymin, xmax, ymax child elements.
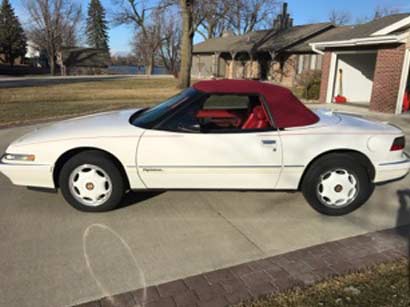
<box><xmin>1</xmin><ymin>153</ymin><xmax>36</xmax><ymax>162</ymax></box>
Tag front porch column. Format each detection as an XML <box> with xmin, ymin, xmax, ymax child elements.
<box><xmin>250</xmin><ymin>54</ymin><xmax>261</xmax><ymax>79</ymax></box>
<box><xmin>269</xmin><ymin>51</ymin><xmax>276</xmax><ymax>80</ymax></box>
<box><xmin>229</xmin><ymin>52</ymin><xmax>237</xmax><ymax>79</ymax></box>
<box><xmin>213</xmin><ymin>52</ymin><xmax>221</xmax><ymax>78</ymax></box>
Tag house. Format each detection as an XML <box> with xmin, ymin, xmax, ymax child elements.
<box><xmin>25</xmin><ymin>41</ymin><xmax>48</xmax><ymax>68</ymax></box>
<box><xmin>193</xmin><ymin>3</ymin><xmax>410</xmax><ymax>114</ymax></box>
<box><xmin>311</xmin><ymin>14</ymin><xmax>410</xmax><ymax>114</ymax></box>
<box><xmin>57</xmin><ymin>47</ymin><xmax>111</xmax><ymax>76</ymax></box>
<box><xmin>192</xmin><ymin>3</ymin><xmax>337</xmax><ymax>88</ymax></box>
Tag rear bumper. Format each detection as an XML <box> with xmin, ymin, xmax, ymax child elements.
<box><xmin>0</xmin><ymin>161</ymin><xmax>55</xmax><ymax>188</ymax></box>
<box><xmin>374</xmin><ymin>153</ymin><xmax>410</xmax><ymax>183</ymax></box>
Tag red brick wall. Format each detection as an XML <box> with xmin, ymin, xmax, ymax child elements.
<box><xmin>319</xmin><ymin>52</ymin><xmax>332</xmax><ymax>104</ymax></box>
<box><xmin>370</xmin><ymin>44</ymin><xmax>406</xmax><ymax>113</ymax></box>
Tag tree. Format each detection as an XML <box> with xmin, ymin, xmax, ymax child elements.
<box><xmin>86</xmin><ymin>0</ymin><xmax>110</xmax><ymax>51</ymax></box>
<box><xmin>0</xmin><ymin>0</ymin><xmax>27</xmax><ymax>66</ymax></box>
<box><xmin>113</xmin><ymin>0</ymin><xmax>170</xmax><ymax>75</ymax></box>
<box><xmin>178</xmin><ymin>0</ymin><xmax>194</xmax><ymax>88</ymax></box>
<box><xmin>373</xmin><ymin>6</ymin><xmax>400</xmax><ymax>20</ymax></box>
<box><xmin>225</xmin><ymin>0</ymin><xmax>278</xmax><ymax>35</ymax></box>
<box><xmin>328</xmin><ymin>9</ymin><xmax>352</xmax><ymax>25</ymax></box>
<box><xmin>131</xmin><ymin>21</ymin><xmax>162</xmax><ymax>75</ymax></box>
<box><xmin>158</xmin><ymin>14</ymin><xmax>181</xmax><ymax>77</ymax></box>
<box><xmin>356</xmin><ymin>6</ymin><xmax>401</xmax><ymax>24</ymax></box>
<box><xmin>24</xmin><ymin>0</ymin><xmax>82</xmax><ymax>75</ymax></box>
<box><xmin>195</xmin><ymin>0</ymin><xmax>230</xmax><ymax>40</ymax></box>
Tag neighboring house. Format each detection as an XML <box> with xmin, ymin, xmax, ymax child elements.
<box><xmin>192</xmin><ymin>3</ymin><xmax>335</xmax><ymax>88</ymax></box>
<box><xmin>25</xmin><ymin>41</ymin><xmax>48</xmax><ymax>68</ymax></box>
<box><xmin>311</xmin><ymin>14</ymin><xmax>410</xmax><ymax>114</ymax></box>
<box><xmin>193</xmin><ymin>5</ymin><xmax>410</xmax><ymax>114</ymax></box>
<box><xmin>57</xmin><ymin>47</ymin><xmax>111</xmax><ymax>76</ymax></box>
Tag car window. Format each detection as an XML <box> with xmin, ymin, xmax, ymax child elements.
<box><xmin>158</xmin><ymin>94</ymin><xmax>274</xmax><ymax>133</ymax></box>
<box><xmin>203</xmin><ymin>95</ymin><xmax>250</xmax><ymax>110</ymax></box>
<box><xmin>159</xmin><ymin>101</ymin><xmax>202</xmax><ymax>133</ymax></box>
<box><xmin>131</xmin><ymin>87</ymin><xmax>198</xmax><ymax>129</ymax></box>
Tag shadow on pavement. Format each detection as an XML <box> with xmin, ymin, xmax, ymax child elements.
<box><xmin>118</xmin><ymin>191</ymin><xmax>164</xmax><ymax>209</ymax></box>
<box><xmin>396</xmin><ymin>189</ymin><xmax>410</xmax><ymax>288</ymax></box>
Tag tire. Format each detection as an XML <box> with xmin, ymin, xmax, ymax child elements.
<box><xmin>302</xmin><ymin>153</ymin><xmax>375</xmax><ymax>216</ymax></box>
<box><xmin>59</xmin><ymin>150</ymin><xmax>126</xmax><ymax>212</ymax></box>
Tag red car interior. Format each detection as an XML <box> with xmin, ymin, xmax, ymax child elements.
<box><xmin>196</xmin><ymin>105</ymin><xmax>271</xmax><ymax>130</ymax></box>
<box><xmin>242</xmin><ymin>106</ymin><xmax>270</xmax><ymax>130</ymax></box>
<box><xmin>196</xmin><ymin>110</ymin><xmax>244</xmax><ymax>128</ymax></box>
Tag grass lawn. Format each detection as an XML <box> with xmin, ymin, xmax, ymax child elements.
<box><xmin>237</xmin><ymin>259</ymin><xmax>410</xmax><ymax>307</ymax></box>
<box><xmin>0</xmin><ymin>78</ymin><xmax>180</xmax><ymax>127</ymax></box>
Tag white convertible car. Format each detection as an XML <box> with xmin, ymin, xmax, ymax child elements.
<box><xmin>1</xmin><ymin>80</ymin><xmax>409</xmax><ymax>215</ymax></box>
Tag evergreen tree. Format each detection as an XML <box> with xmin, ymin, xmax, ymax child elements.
<box><xmin>86</xmin><ymin>0</ymin><xmax>109</xmax><ymax>51</ymax></box>
<box><xmin>0</xmin><ymin>0</ymin><xmax>27</xmax><ymax>66</ymax></box>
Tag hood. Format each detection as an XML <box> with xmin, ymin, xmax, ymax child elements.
<box><xmin>12</xmin><ymin>109</ymin><xmax>143</xmax><ymax>146</ymax></box>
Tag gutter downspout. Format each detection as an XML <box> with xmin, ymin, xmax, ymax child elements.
<box><xmin>310</xmin><ymin>43</ymin><xmax>324</xmax><ymax>55</ymax></box>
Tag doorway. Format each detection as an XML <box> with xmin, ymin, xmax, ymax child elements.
<box><xmin>332</xmin><ymin>52</ymin><xmax>377</xmax><ymax>106</ymax></box>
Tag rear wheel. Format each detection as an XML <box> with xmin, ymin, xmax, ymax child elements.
<box><xmin>59</xmin><ymin>151</ymin><xmax>126</xmax><ymax>212</ymax></box>
<box><xmin>302</xmin><ymin>154</ymin><xmax>374</xmax><ymax>216</ymax></box>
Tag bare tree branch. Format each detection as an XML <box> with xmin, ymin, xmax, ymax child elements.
<box><xmin>328</xmin><ymin>9</ymin><xmax>352</xmax><ymax>25</ymax></box>
<box><xmin>23</xmin><ymin>0</ymin><xmax>83</xmax><ymax>75</ymax></box>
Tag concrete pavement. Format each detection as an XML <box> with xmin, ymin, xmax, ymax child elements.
<box><xmin>0</xmin><ymin>119</ymin><xmax>409</xmax><ymax>307</ymax></box>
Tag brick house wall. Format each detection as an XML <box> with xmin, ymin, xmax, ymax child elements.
<box><xmin>270</xmin><ymin>55</ymin><xmax>298</xmax><ymax>87</ymax></box>
<box><xmin>319</xmin><ymin>52</ymin><xmax>332</xmax><ymax>103</ymax></box>
<box><xmin>370</xmin><ymin>44</ymin><xmax>406</xmax><ymax>113</ymax></box>
<box><xmin>191</xmin><ymin>54</ymin><xmax>214</xmax><ymax>79</ymax></box>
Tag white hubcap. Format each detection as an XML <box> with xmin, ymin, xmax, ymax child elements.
<box><xmin>317</xmin><ymin>169</ymin><xmax>359</xmax><ymax>208</ymax></box>
<box><xmin>69</xmin><ymin>164</ymin><xmax>112</xmax><ymax>207</ymax></box>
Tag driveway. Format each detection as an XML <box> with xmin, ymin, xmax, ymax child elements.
<box><xmin>0</xmin><ymin>118</ymin><xmax>409</xmax><ymax>307</ymax></box>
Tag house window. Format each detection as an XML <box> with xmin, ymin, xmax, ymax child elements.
<box><xmin>303</xmin><ymin>55</ymin><xmax>310</xmax><ymax>71</ymax></box>
<box><xmin>310</xmin><ymin>55</ymin><xmax>317</xmax><ymax>70</ymax></box>
<box><xmin>316</xmin><ymin>55</ymin><xmax>323</xmax><ymax>70</ymax></box>
<box><xmin>297</xmin><ymin>55</ymin><xmax>304</xmax><ymax>74</ymax></box>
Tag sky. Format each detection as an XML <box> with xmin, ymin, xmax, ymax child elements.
<box><xmin>10</xmin><ymin>0</ymin><xmax>410</xmax><ymax>55</ymax></box>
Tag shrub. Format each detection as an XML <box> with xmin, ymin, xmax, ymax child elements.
<box><xmin>295</xmin><ymin>70</ymin><xmax>322</xmax><ymax>100</ymax></box>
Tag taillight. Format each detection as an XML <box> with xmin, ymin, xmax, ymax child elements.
<box><xmin>391</xmin><ymin>136</ymin><xmax>405</xmax><ymax>151</ymax></box>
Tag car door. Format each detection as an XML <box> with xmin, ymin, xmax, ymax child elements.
<box><xmin>136</xmin><ymin>94</ymin><xmax>283</xmax><ymax>190</ymax></box>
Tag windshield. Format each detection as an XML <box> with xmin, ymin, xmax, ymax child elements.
<box><xmin>131</xmin><ymin>87</ymin><xmax>198</xmax><ymax>128</ymax></box>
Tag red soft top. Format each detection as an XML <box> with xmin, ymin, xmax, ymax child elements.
<box><xmin>193</xmin><ymin>80</ymin><xmax>319</xmax><ymax>129</ymax></box>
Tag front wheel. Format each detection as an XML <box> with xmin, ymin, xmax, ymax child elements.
<box><xmin>59</xmin><ymin>151</ymin><xmax>126</xmax><ymax>212</ymax></box>
<box><xmin>302</xmin><ymin>154</ymin><xmax>374</xmax><ymax>216</ymax></box>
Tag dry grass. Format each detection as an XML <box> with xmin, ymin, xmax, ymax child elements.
<box><xmin>0</xmin><ymin>78</ymin><xmax>180</xmax><ymax>127</ymax></box>
<box><xmin>236</xmin><ymin>259</ymin><xmax>410</xmax><ymax>307</ymax></box>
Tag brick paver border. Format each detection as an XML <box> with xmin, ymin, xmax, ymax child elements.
<box><xmin>75</xmin><ymin>226</ymin><xmax>410</xmax><ymax>307</ymax></box>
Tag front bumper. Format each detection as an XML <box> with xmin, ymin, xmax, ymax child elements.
<box><xmin>0</xmin><ymin>161</ymin><xmax>55</xmax><ymax>188</ymax></box>
<box><xmin>374</xmin><ymin>153</ymin><xmax>410</xmax><ymax>183</ymax></box>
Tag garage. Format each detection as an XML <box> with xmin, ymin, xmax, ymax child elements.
<box><xmin>312</xmin><ymin>14</ymin><xmax>410</xmax><ymax>114</ymax></box>
<box><xmin>333</xmin><ymin>52</ymin><xmax>377</xmax><ymax>106</ymax></box>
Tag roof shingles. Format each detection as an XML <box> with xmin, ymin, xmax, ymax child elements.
<box><xmin>193</xmin><ymin>13</ymin><xmax>410</xmax><ymax>55</ymax></box>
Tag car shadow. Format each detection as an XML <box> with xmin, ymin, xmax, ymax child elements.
<box><xmin>396</xmin><ymin>189</ymin><xmax>410</xmax><ymax>288</ymax></box>
<box><xmin>118</xmin><ymin>191</ymin><xmax>165</xmax><ymax>209</ymax></box>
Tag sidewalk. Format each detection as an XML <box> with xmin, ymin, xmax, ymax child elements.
<box><xmin>75</xmin><ymin>225</ymin><xmax>410</xmax><ymax>307</ymax></box>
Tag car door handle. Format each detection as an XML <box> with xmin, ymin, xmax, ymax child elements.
<box><xmin>262</xmin><ymin>140</ymin><xmax>277</xmax><ymax>145</ymax></box>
